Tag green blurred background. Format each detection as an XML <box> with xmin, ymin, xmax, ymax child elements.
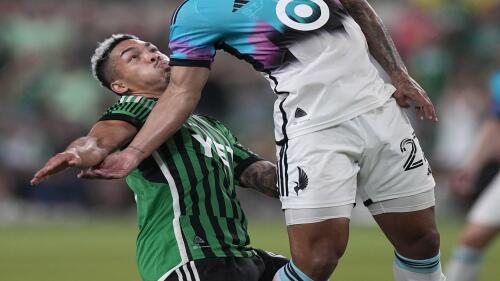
<box><xmin>1</xmin><ymin>221</ymin><xmax>499</xmax><ymax>281</ymax></box>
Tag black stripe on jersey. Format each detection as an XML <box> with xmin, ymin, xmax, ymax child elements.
<box><xmin>218</xmin><ymin>42</ymin><xmax>266</xmax><ymax>72</ymax></box>
<box><xmin>193</xmin><ymin>142</ymin><xmax>234</xmax><ymax>257</ymax></box>
<box><xmin>276</xmin><ymin>97</ymin><xmax>289</xmax><ymax>145</ymax></box>
<box><xmin>159</xmin><ymin>148</ymin><xmax>193</xmax><ymax>260</ymax></box>
<box><xmin>122</xmin><ymin>101</ymin><xmax>138</xmax><ymax>113</ymax></box>
<box><xmin>175</xmin><ymin>132</ymin><xmax>216</xmax><ymax>258</ymax></box>
<box><xmin>99</xmin><ymin>113</ymin><xmax>142</xmax><ymax>130</ymax></box>
<box><xmin>267</xmin><ymin>73</ymin><xmax>288</xmax><ymax>95</ymax></box>
<box><xmin>137</xmin><ymin>100</ymin><xmax>154</xmax><ymax>122</ymax></box>
<box><xmin>171</xmin><ymin>0</ymin><xmax>190</xmax><ymax>25</ymax></box>
<box><xmin>220</xmin><ymin>168</ymin><xmax>244</xmax><ymax>251</ymax></box>
<box><xmin>169</xmin><ymin>58</ymin><xmax>211</xmax><ymax>68</ymax></box>
<box><xmin>209</xmin><ymin>156</ymin><xmax>243</xmax><ymax>255</ymax></box>
<box><xmin>191</xmin><ymin>117</ymin><xmax>247</xmax><ymax>255</ymax></box>
<box><xmin>275</xmin><ymin>96</ymin><xmax>290</xmax><ymax>196</ymax></box>
<box><xmin>127</xmin><ymin>100</ymin><xmax>145</xmax><ymax>116</ymax></box>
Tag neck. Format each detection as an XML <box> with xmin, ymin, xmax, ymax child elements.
<box><xmin>127</xmin><ymin>89</ymin><xmax>165</xmax><ymax>99</ymax></box>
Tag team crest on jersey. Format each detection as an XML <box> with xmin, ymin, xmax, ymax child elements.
<box><xmin>293</xmin><ymin>167</ymin><xmax>309</xmax><ymax>196</ymax></box>
<box><xmin>193</xmin><ymin>235</ymin><xmax>209</xmax><ymax>249</ymax></box>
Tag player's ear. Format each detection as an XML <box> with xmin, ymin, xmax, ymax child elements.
<box><xmin>110</xmin><ymin>80</ymin><xmax>129</xmax><ymax>95</ymax></box>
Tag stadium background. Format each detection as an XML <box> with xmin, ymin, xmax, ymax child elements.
<box><xmin>0</xmin><ymin>0</ymin><xmax>499</xmax><ymax>280</ymax></box>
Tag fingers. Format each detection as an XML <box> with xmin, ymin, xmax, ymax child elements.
<box><xmin>77</xmin><ymin>168</ymin><xmax>124</xmax><ymax>179</ymax></box>
<box><xmin>30</xmin><ymin>176</ymin><xmax>44</xmax><ymax>186</ymax></box>
<box><xmin>409</xmin><ymin>93</ymin><xmax>438</xmax><ymax>122</ymax></box>
<box><xmin>415</xmin><ymin>106</ymin><xmax>424</xmax><ymax>121</ymax></box>
<box><xmin>392</xmin><ymin>91</ymin><xmax>410</xmax><ymax>108</ymax></box>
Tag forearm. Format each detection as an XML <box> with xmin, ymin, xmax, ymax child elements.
<box><xmin>127</xmin><ymin>88</ymin><xmax>200</xmax><ymax>160</ymax></box>
<box><xmin>340</xmin><ymin>0</ymin><xmax>408</xmax><ymax>80</ymax></box>
<box><xmin>464</xmin><ymin>119</ymin><xmax>500</xmax><ymax>173</ymax></box>
<box><xmin>239</xmin><ymin>161</ymin><xmax>279</xmax><ymax>198</ymax></box>
<box><xmin>65</xmin><ymin>137</ymin><xmax>110</xmax><ymax>168</ymax></box>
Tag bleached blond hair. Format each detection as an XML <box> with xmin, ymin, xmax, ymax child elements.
<box><xmin>90</xmin><ymin>33</ymin><xmax>138</xmax><ymax>89</ymax></box>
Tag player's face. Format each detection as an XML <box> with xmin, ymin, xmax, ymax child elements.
<box><xmin>111</xmin><ymin>39</ymin><xmax>171</xmax><ymax>94</ymax></box>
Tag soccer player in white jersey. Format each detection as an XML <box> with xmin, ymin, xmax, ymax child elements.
<box><xmin>445</xmin><ymin>70</ymin><xmax>500</xmax><ymax>281</ymax></box>
<box><xmin>86</xmin><ymin>1</ymin><xmax>444</xmax><ymax>280</ymax></box>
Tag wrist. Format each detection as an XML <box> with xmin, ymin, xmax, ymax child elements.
<box><xmin>390</xmin><ymin>70</ymin><xmax>410</xmax><ymax>83</ymax></box>
<box><xmin>124</xmin><ymin>146</ymin><xmax>147</xmax><ymax>162</ymax></box>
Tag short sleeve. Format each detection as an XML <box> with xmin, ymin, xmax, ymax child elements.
<box><xmin>99</xmin><ymin>96</ymin><xmax>156</xmax><ymax>129</ymax></box>
<box><xmin>490</xmin><ymin>71</ymin><xmax>500</xmax><ymax>118</ymax></box>
<box><xmin>168</xmin><ymin>2</ymin><xmax>219</xmax><ymax>68</ymax></box>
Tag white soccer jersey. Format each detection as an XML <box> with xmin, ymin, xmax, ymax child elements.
<box><xmin>169</xmin><ymin>0</ymin><xmax>395</xmax><ymax>142</ymax></box>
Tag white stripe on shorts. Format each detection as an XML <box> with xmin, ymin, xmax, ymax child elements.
<box><xmin>190</xmin><ymin>261</ymin><xmax>200</xmax><ymax>281</ymax></box>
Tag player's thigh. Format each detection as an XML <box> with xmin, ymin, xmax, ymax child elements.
<box><xmin>468</xmin><ymin>172</ymin><xmax>500</xmax><ymax>227</ymax></box>
<box><xmin>357</xmin><ymin>98</ymin><xmax>435</xmax><ymax>204</ymax></box>
<box><xmin>287</xmin><ymin>217</ymin><xmax>350</xmax><ymax>261</ymax></box>
<box><xmin>276</xmin><ymin>125</ymin><xmax>363</xmax><ymax>209</ymax></box>
<box><xmin>165</xmin><ymin>257</ymin><xmax>264</xmax><ymax>281</ymax></box>
<box><xmin>373</xmin><ymin>205</ymin><xmax>439</xmax><ymax>258</ymax></box>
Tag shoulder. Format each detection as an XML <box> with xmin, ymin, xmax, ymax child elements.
<box><xmin>171</xmin><ymin>0</ymin><xmax>195</xmax><ymax>25</ymax></box>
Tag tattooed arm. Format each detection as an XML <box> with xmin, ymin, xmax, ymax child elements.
<box><xmin>239</xmin><ymin>161</ymin><xmax>279</xmax><ymax>198</ymax></box>
<box><xmin>339</xmin><ymin>0</ymin><xmax>437</xmax><ymax>122</ymax></box>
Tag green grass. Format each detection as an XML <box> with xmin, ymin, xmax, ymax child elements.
<box><xmin>0</xmin><ymin>220</ymin><xmax>499</xmax><ymax>281</ymax></box>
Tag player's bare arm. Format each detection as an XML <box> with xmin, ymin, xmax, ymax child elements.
<box><xmin>450</xmin><ymin>119</ymin><xmax>500</xmax><ymax>195</ymax></box>
<box><xmin>239</xmin><ymin>161</ymin><xmax>279</xmax><ymax>198</ymax></box>
<box><xmin>30</xmin><ymin>120</ymin><xmax>137</xmax><ymax>185</ymax></box>
<box><xmin>339</xmin><ymin>0</ymin><xmax>437</xmax><ymax>122</ymax></box>
<box><xmin>90</xmin><ymin>66</ymin><xmax>210</xmax><ymax>179</ymax></box>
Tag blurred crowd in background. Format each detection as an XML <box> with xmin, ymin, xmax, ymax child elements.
<box><xmin>0</xmin><ymin>0</ymin><xmax>499</xmax><ymax>221</ymax></box>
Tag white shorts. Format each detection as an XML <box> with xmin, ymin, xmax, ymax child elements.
<box><xmin>277</xmin><ymin>98</ymin><xmax>435</xmax><ymax>210</ymax></box>
<box><xmin>284</xmin><ymin>189</ymin><xmax>436</xmax><ymax>225</ymax></box>
<box><xmin>468</xmin><ymin>172</ymin><xmax>500</xmax><ymax>226</ymax></box>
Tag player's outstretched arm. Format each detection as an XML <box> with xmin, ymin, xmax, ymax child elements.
<box><xmin>339</xmin><ymin>0</ymin><xmax>437</xmax><ymax>122</ymax></box>
<box><xmin>239</xmin><ymin>161</ymin><xmax>279</xmax><ymax>198</ymax></box>
<box><xmin>30</xmin><ymin>120</ymin><xmax>137</xmax><ymax>185</ymax></box>
<box><xmin>88</xmin><ymin>66</ymin><xmax>210</xmax><ymax>179</ymax></box>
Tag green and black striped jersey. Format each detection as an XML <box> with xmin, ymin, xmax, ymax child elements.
<box><xmin>99</xmin><ymin>95</ymin><xmax>262</xmax><ymax>281</ymax></box>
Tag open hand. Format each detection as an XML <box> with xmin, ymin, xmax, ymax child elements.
<box><xmin>31</xmin><ymin>151</ymin><xmax>82</xmax><ymax>185</ymax></box>
<box><xmin>77</xmin><ymin>149</ymin><xmax>141</xmax><ymax>179</ymax></box>
<box><xmin>392</xmin><ymin>73</ymin><xmax>438</xmax><ymax>122</ymax></box>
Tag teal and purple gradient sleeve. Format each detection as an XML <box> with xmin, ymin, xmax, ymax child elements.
<box><xmin>168</xmin><ymin>19</ymin><xmax>219</xmax><ymax>68</ymax></box>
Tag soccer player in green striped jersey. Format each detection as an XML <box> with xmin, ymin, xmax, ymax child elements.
<box><xmin>31</xmin><ymin>34</ymin><xmax>287</xmax><ymax>281</ymax></box>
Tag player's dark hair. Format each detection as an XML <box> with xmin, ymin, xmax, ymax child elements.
<box><xmin>91</xmin><ymin>34</ymin><xmax>138</xmax><ymax>90</ymax></box>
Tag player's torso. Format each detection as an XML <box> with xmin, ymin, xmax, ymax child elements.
<box><xmin>173</xmin><ymin>0</ymin><xmax>396</xmax><ymax>141</ymax></box>
<box><xmin>125</xmin><ymin>115</ymin><xmax>252</xmax><ymax>281</ymax></box>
